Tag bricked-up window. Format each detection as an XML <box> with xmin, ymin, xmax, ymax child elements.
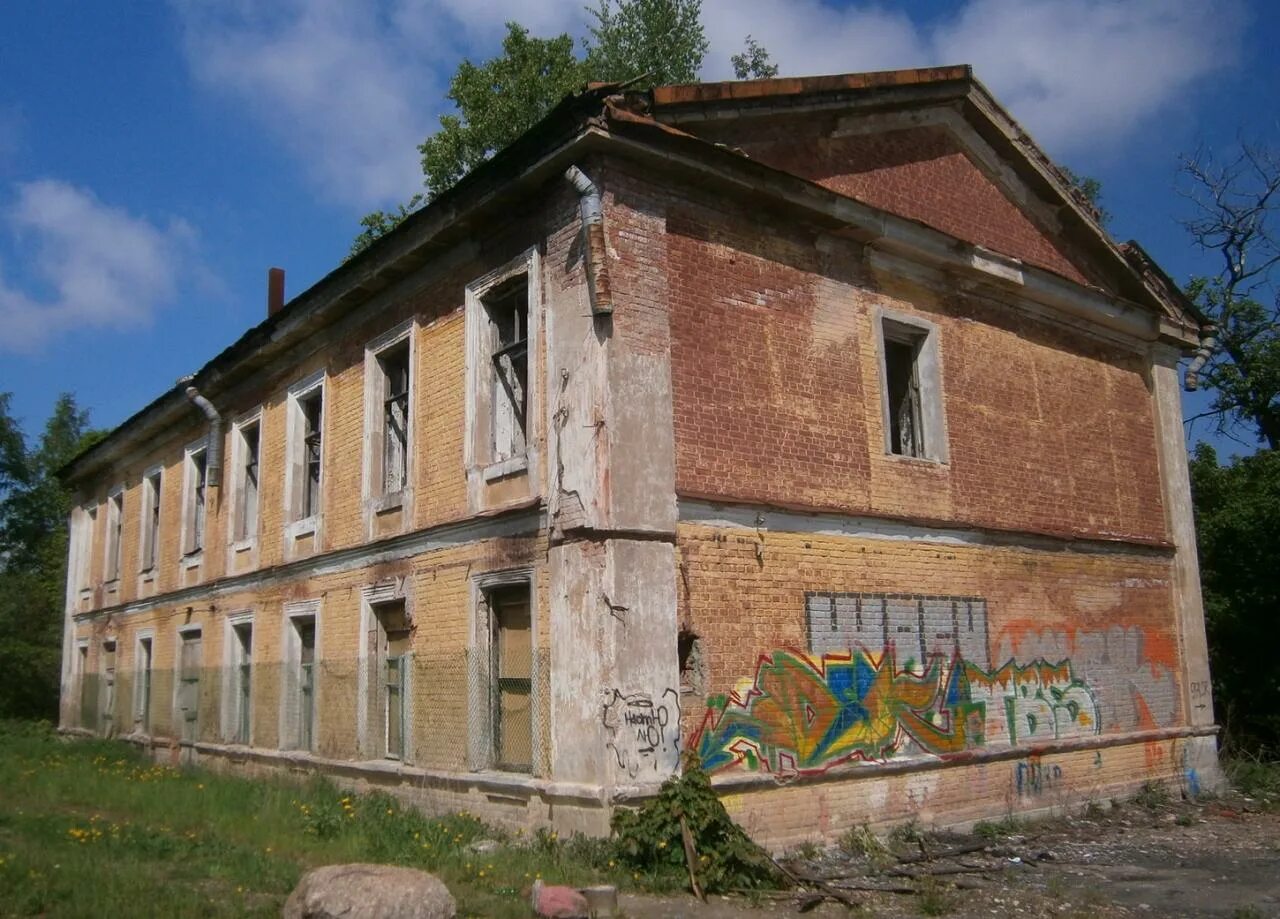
<box><xmin>877</xmin><ymin>313</ymin><xmax>948</xmax><ymax>463</ymax></box>
<box><xmin>140</xmin><ymin>469</ymin><xmax>161</xmax><ymax>572</ymax></box>
<box><xmin>485</xmin><ymin>277</ymin><xmax>529</xmax><ymax>464</ymax></box>
<box><xmin>183</xmin><ymin>445</ymin><xmax>208</xmax><ymax>555</ymax></box>
<box><xmin>232</xmin><ymin>418</ymin><xmax>261</xmax><ymax>542</ymax></box>
<box><xmin>104</xmin><ymin>489</ymin><xmax>123</xmax><ymax>582</ymax></box>
<box><xmin>285</xmin><ymin>373</ymin><xmax>325</xmax><ymax>529</ymax></box>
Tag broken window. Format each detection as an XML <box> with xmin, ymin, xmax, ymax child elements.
<box><xmin>488</xmin><ymin>585</ymin><xmax>532</xmax><ymax>772</ymax></box>
<box><xmin>184</xmin><ymin>445</ymin><xmax>208</xmax><ymax>555</ymax></box>
<box><xmin>141</xmin><ymin>470</ymin><xmax>161</xmax><ymax>572</ymax></box>
<box><xmin>101</xmin><ymin>639</ymin><xmax>117</xmax><ymax>736</ymax></box>
<box><xmin>286</xmin><ymin>376</ymin><xmax>325</xmax><ymax>527</ymax></box>
<box><xmin>368</xmin><ymin>600</ymin><xmax>410</xmax><ymax>760</ymax></box>
<box><xmin>178</xmin><ymin>630</ymin><xmax>202</xmax><ymax>743</ymax></box>
<box><xmin>233</xmin><ymin>419</ymin><xmax>260</xmax><ymax>542</ymax></box>
<box><xmin>884</xmin><ymin>336</ymin><xmax>924</xmax><ymax>458</ymax></box>
<box><xmin>380</xmin><ymin>343</ymin><xmax>410</xmax><ymax>496</ymax></box>
<box><xmin>105</xmin><ymin>490</ymin><xmax>123</xmax><ymax>582</ymax></box>
<box><xmin>230</xmin><ymin>622</ymin><xmax>252</xmax><ymax>744</ymax></box>
<box><xmin>485</xmin><ymin>277</ymin><xmax>529</xmax><ymax>464</ymax></box>
<box><xmin>135</xmin><ymin>636</ymin><xmax>152</xmax><ymax>732</ymax></box>
<box><xmin>879</xmin><ymin>315</ymin><xmax>946</xmax><ymax>463</ymax></box>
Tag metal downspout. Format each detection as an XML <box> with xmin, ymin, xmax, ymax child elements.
<box><xmin>564</xmin><ymin>165</ymin><xmax>614</xmax><ymax>316</ymax></box>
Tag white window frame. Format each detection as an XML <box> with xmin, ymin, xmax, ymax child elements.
<box><xmin>180</xmin><ymin>438</ymin><xmax>210</xmax><ymax>563</ymax></box>
<box><xmin>133</xmin><ymin>630</ymin><xmax>154</xmax><ymax>733</ymax></box>
<box><xmin>874</xmin><ymin>307</ymin><xmax>949</xmax><ymax>464</ymax></box>
<box><xmin>138</xmin><ymin>465</ymin><xmax>163</xmax><ymax>578</ymax></box>
<box><xmin>467</xmin><ymin>567</ymin><xmax>539</xmax><ymax>773</ymax></box>
<box><xmin>464</xmin><ymin>247</ymin><xmax>542</xmax><ymax>487</ymax></box>
<box><xmin>222</xmin><ymin>611</ymin><xmax>254</xmax><ymax>745</ymax></box>
<box><xmin>281</xmin><ymin>599</ymin><xmax>321</xmax><ymax>752</ymax></box>
<box><xmin>227</xmin><ymin>408</ymin><xmax>264</xmax><ymax>551</ymax></box>
<box><xmin>283</xmin><ymin>371</ymin><xmax>326</xmax><ymax>540</ymax></box>
<box><xmin>358</xmin><ymin>579</ymin><xmax>413</xmax><ymax>762</ymax></box>
<box><xmin>103</xmin><ymin>485</ymin><xmax>124</xmax><ymax>587</ymax></box>
<box><xmin>74</xmin><ymin>502</ymin><xmax>97</xmax><ymax>599</ymax></box>
<box><xmin>362</xmin><ymin>321</ymin><xmax>416</xmax><ymax>521</ymax></box>
<box><xmin>74</xmin><ymin>639</ymin><xmax>90</xmax><ymax>729</ymax></box>
<box><xmin>100</xmin><ymin>636</ymin><xmax>118</xmax><ymax>736</ymax></box>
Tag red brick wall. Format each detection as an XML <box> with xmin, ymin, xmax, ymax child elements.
<box><xmin>604</xmin><ymin>162</ymin><xmax>1168</xmax><ymax>545</ymax></box>
<box><xmin>688</xmin><ymin>117</ymin><xmax>1090</xmax><ymax>286</ymax></box>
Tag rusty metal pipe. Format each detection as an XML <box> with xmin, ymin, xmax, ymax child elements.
<box><xmin>1184</xmin><ymin>324</ymin><xmax>1217</xmax><ymax>392</ymax></box>
<box><xmin>182</xmin><ymin>383</ymin><xmax>223</xmax><ymax>488</ymax></box>
<box><xmin>564</xmin><ymin>165</ymin><xmax>613</xmax><ymax>316</ymax></box>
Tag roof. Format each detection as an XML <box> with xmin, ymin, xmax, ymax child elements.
<box><xmin>60</xmin><ymin>68</ymin><xmax>1203</xmax><ymax>485</ymax></box>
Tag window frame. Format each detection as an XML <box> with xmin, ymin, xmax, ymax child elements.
<box><xmin>138</xmin><ymin>465</ymin><xmax>163</xmax><ymax>578</ymax></box>
<box><xmin>100</xmin><ymin>637</ymin><xmax>118</xmax><ymax>736</ymax></box>
<box><xmin>181</xmin><ymin>438</ymin><xmax>210</xmax><ymax>562</ymax></box>
<box><xmin>103</xmin><ymin>486</ymin><xmax>124</xmax><ymax>587</ymax></box>
<box><xmin>468</xmin><ymin>568</ymin><xmax>539</xmax><ymax>774</ymax></box>
<box><xmin>283</xmin><ymin>371</ymin><xmax>326</xmax><ymax>540</ymax></box>
<box><xmin>227</xmin><ymin>409</ymin><xmax>264</xmax><ymax>551</ymax></box>
<box><xmin>222</xmin><ymin>612</ymin><xmax>254</xmax><ymax>745</ymax></box>
<box><xmin>133</xmin><ymin>630</ymin><xmax>154</xmax><ymax>734</ymax></box>
<box><xmin>174</xmin><ymin>625</ymin><xmax>203</xmax><ymax>744</ymax></box>
<box><xmin>74</xmin><ymin>502</ymin><xmax>97</xmax><ymax>599</ymax></box>
<box><xmin>359</xmin><ymin>580</ymin><xmax>413</xmax><ymax>762</ymax></box>
<box><xmin>874</xmin><ymin>308</ymin><xmax>949</xmax><ymax>465</ymax></box>
<box><xmin>464</xmin><ymin>248</ymin><xmax>542</xmax><ymax>488</ymax></box>
<box><xmin>362</xmin><ymin>321</ymin><xmax>416</xmax><ymax>520</ymax></box>
<box><xmin>281</xmin><ymin>599</ymin><xmax>321</xmax><ymax>753</ymax></box>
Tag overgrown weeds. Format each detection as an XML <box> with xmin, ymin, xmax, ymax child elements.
<box><xmin>1134</xmin><ymin>780</ymin><xmax>1171</xmax><ymax>810</ymax></box>
<box><xmin>1227</xmin><ymin>755</ymin><xmax>1280</xmax><ymax>809</ymax></box>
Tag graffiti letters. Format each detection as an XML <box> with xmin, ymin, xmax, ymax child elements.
<box><xmin>602</xmin><ymin>687</ymin><xmax>680</xmax><ymax>779</ymax></box>
<box><xmin>1014</xmin><ymin>756</ymin><xmax>1064</xmax><ymax>797</ymax></box>
<box><xmin>693</xmin><ymin>648</ymin><xmax>1100</xmax><ymax>776</ymax></box>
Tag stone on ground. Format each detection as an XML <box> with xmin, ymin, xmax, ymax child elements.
<box><xmin>531</xmin><ymin>879</ymin><xmax>591</xmax><ymax>918</ymax></box>
<box><xmin>283</xmin><ymin>863</ymin><xmax>455</xmax><ymax>919</ymax></box>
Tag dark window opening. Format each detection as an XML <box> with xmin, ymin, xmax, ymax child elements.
<box><xmin>301</xmin><ymin>392</ymin><xmax>323</xmax><ymax>518</ymax></box>
<box><xmin>296</xmin><ymin>618</ymin><xmax>316</xmax><ymax>751</ymax></box>
<box><xmin>380</xmin><ymin>343</ymin><xmax>410</xmax><ymax>495</ymax></box>
<box><xmin>233</xmin><ymin>623</ymin><xmax>252</xmax><ymax>744</ymax></box>
<box><xmin>237</xmin><ymin>422</ymin><xmax>260</xmax><ymax>541</ymax></box>
<box><xmin>484</xmin><ymin>278</ymin><xmax>529</xmax><ymax>462</ymax></box>
<box><xmin>190</xmin><ymin>450</ymin><xmax>208</xmax><ymax>553</ymax></box>
<box><xmin>884</xmin><ymin>335</ymin><xmax>924</xmax><ymax>458</ymax></box>
<box><xmin>144</xmin><ymin>473</ymin><xmax>161</xmax><ymax>571</ymax></box>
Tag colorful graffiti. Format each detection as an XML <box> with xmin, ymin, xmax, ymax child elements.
<box><xmin>693</xmin><ymin>648</ymin><xmax>1100</xmax><ymax>775</ymax></box>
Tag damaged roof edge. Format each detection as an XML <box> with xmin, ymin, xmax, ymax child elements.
<box><xmin>58</xmin><ymin>84</ymin><xmax>618</xmax><ymax>486</ymax></box>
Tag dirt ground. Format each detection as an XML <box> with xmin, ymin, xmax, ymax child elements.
<box><xmin>619</xmin><ymin>787</ymin><xmax>1280</xmax><ymax>918</ymax></box>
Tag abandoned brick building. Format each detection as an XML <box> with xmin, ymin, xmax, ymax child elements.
<box><xmin>59</xmin><ymin>66</ymin><xmax>1219</xmax><ymax>847</ymax></box>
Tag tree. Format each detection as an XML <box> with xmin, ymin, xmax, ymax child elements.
<box><xmin>0</xmin><ymin>393</ymin><xmax>104</xmax><ymax>720</ymax></box>
<box><xmin>1179</xmin><ymin>143</ymin><xmax>1280</xmax><ymax>449</ymax></box>
<box><xmin>731</xmin><ymin>35</ymin><xmax>778</xmax><ymax>80</ymax></box>
<box><xmin>351</xmin><ymin>0</ymin><xmax>719</xmax><ymax>257</ymax></box>
<box><xmin>1190</xmin><ymin>443</ymin><xmax>1280</xmax><ymax>755</ymax></box>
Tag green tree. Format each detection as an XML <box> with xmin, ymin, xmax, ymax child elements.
<box><xmin>0</xmin><ymin>393</ymin><xmax>104</xmax><ymax>720</ymax></box>
<box><xmin>731</xmin><ymin>35</ymin><xmax>778</xmax><ymax>80</ymax></box>
<box><xmin>1179</xmin><ymin>144</ymin><xmax>1280</xmax><ymax>449</ymax></box>
<box><xmin>351</xmin><ymin>0</ymin><xmax>720</xmax><ymax>257</ymax></box>
<box><xmin>1190</xmin><ymin>443</ymin><xmax>1280</xmax><ymax>755</ymax></box>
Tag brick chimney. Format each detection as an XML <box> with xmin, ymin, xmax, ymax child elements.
<box><xmin>268</xmin><ymin>267</ymin><xmax>285</xmax><ymax>317</ymax></box>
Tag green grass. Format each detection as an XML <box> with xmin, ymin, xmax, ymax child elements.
<box><xmin>0</xmin><ymin>720</ymin><xmax>674</xmax><ymax>918</ymax></box>
<box><xmin>1227</xmin><ymin>755</ymin><xmax>1280</xmax><ymax>810</ymax></box>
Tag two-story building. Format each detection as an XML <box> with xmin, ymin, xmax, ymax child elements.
<box><xmin>58</xmin><ymin>66</ymin><xmax>1219</xmax><ymax>847</ymax></box>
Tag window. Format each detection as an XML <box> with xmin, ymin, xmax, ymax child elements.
<box><xmin>134</xmin><ymin>635</ymin><xmax>153</xmax><ymax>732</ymax></box>
<box><xmin>282</xmin><ymin>601</ymin><xmax>319</xmax><ymax>752</ymax></box>
<box><xmin>488</xmin><ymin>585</ymin><xmax>532</xmax><ymax>772</ymax></box>
<box><xmin>177</xmin><ymin>629</ymin><xmax>202</xmax><ymax>743</ymax></box>
<box><xmin>100</xmin><ymin>639</ymin><xmax>117</xmax><ymax>736</ymax></box>
<box><xmin>877</xmin><ymin>312</ymin><xmax>947</xmax><ymax>463</ymax></box>
<box><xmin>362</xmin><ymin>590</ymin><xmax>411</xmax><ymax>760</ymax></box>
<box><xmin>485</xmin><ymin>278</ymin><xmax>530</xmax><ymax>464</ymax></box>
<box><xmin>225</xmin><ymin>617</ymin><xmax>253</xmax><ymax>744</ymax></box>
<box><xmin>104</xmin><ymin>489</ymin><xmax>123</xmax><ymax>583</ymax></box>
<box><xmin>76</xmin><ymin>504</ymin><xmax>97</xmax><ymax>593</ymax></box>
<box><xmin>140</xmin><ymin>469</ymin><xmax>162</xmax><ymax>572</ymax></box>
<box><xmin>75</xmin><ymin>642</ymin><xmax>91</xmax><ymax>730</ymax></box>
<box><xmin>183</xmin><ymin>443</ymin><xmax>208</xmax><ymax>556</ymax></box>
<box><xmin>285</xmin><ymin>374</ymin><xmax>325</xmax><ymax>529</ymax></box>
<box><xmin>465</xmin><ymin>250</ymin><xmax>540</xmax><ymax>483</ymax></box>
<box><xmin>364</xmin><ymin>326</ymin><xmax>414</xmax><ymax>511</ymax></box>
<box><xmin>231</xmin><ymin>417</ymin><xmax>261</xmax><ymax>544</ymax></box>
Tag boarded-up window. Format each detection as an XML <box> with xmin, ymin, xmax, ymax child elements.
<box><xmin>297</xmin><ymin>619</ymin><xmax>316</xmax><ymax>751</ymax></box>
<box><xmin>101</xmin><ymin>640</ymin><xmax>117</xmax><ymax>735</ymax></box>
<box><xmin>135</xmin><ymin>637</ymin><xmax>152</xmax><ymax>731</ymax></box>
<box><xmin>178</xmin><ymin>631</ymin><xmax>202</xmax><ymax>743</ymax></box>
<box><xmin>77</xmin><ymin>644</ymin><xmax>93</xmax><ymax>731</ymax></box>
<box><xmin>490</xmin><ymin>586</ymin><xmax>532</xmax><ymax>772</ymax></box>
<box><xmin>232</xmin><ymin>623</ymin><xmax>252</xmax><ymax>744</ymax></box>
<box><xmin>105</xmin><ymin>491</ymin><xmax>123</xmax><ymax>582</ymax></box>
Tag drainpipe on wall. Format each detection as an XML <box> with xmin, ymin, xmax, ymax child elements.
<box><xmin>564</xmin><ymin>165</ymin><xmax>614</xmax><ymax>316</ymax></box>
<box><xmin>1183</xmin><ymin>324</ymin><xmax>1217</xmax><ymax>392</ymax></box>
<box><xmin>181</xmin><ymin>380</ymin><xmax>223</xmax><ymax>490</ymax></box>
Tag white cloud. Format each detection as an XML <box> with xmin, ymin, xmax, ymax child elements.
<box><xmin>0</xmin><ymin>180</ymin><xmax>197</xmax><ymax>352</ymax></box>
<box><xmin>173</xmin><ymin>0</ymin><xmax>1245</xmax><ymax>210</ymax></box>
<box><xmin>702</xmin><ymin>0</ymin><xmax>1246</xmax><ymax>156</ymax></box>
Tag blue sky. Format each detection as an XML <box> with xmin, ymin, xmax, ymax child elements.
<box><xmin>0</xmin><ymin>0</ymin><xmax>1275</xmax><ymax>455</ymax></box>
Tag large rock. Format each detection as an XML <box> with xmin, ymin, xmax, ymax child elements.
<box><xmin>283</xmin><ymin>864</ymin><xmax>455</xmax><ymax>919</ymax></box>
<box><xmin>531</xmin><ymin>880</ymin><xmax>590</xmax><ymax>919</ymax></box>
